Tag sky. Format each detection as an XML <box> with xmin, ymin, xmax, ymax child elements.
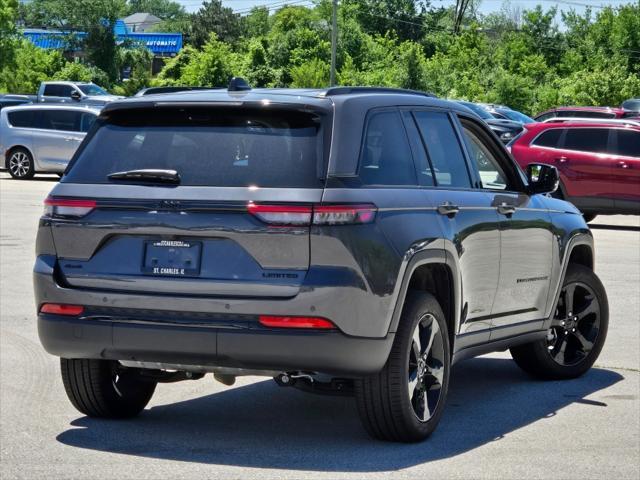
<box><xmin>175</xmin><ymin>0</ymin><xmax>635</xmax><ymax>19</ymax></box>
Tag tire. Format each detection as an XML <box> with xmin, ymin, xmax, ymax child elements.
<box><xmin>510</xmin><ymin>264</ymin><xmax>608</xmax><ymax>380</ymax></box>
<box><xmin>60</xmin><ymin>358</ymin><xmax>157</xmax><ymax>418</ymax></box>
<box><xmin>355</xmin><ymin>291</ymin><xmax>450</xmax><ymax>442</ymax></box>
<box><xmin>582</xmin><ymin>213</ymin><xmax>597</xmax><ymax>223</ymax></box>
<box><xmin>7</xmin><ymin>148</ymin><xmax>35</xmax><ymax>179</ymax></box>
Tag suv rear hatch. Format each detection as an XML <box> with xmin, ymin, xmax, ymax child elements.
<box><xmin>46</xmin><ymin>104</ymin><xmax>330</xmax><ymax>298</ymax></box>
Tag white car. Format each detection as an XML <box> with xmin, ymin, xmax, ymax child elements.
<box><xmin>0</xmin><ymin>104</ymin><xmax>100</xmax><ymax>179</ymax></box>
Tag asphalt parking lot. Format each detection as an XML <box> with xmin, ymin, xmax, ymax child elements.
<box><xmin>1</xmin><ymin>172</ymin><xmax>638</xmax><ymax>480</ymax></box>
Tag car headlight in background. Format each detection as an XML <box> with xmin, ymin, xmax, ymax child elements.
<box><xmin>500</xmin><ymin>131</ymin><xmax>514</xmax><ymax>142</ymax></box>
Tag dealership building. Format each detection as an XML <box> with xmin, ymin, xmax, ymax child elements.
<box><xmin>22</xmin><ymin>18</ymin><xmax>182</xmax><ymax>74</ymax></box>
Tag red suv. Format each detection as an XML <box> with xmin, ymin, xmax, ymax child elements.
<box><xmin>534</xmin><ymin>106</ymin><xmax>640</xmax><ymax>122</ymax></box>
<box><xmin>510</xmin><ymin>121</ymin><xmax>640</xmax><ymax>221</ymax></box>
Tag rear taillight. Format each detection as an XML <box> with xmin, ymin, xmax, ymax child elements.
<box><xmin>44</xmin><ymin>197</ymin><xmax>96</xmax><ymax>218</ymax></box>
<box><xmin>40</xmin><ymin>304</ymin><xmax>84</xmax><ymax>316</ymax></box>
<box><xmin>247</xmin><ymin>203</ymin><xmax>312</xmax><ymax>225</ymax></box>
<box><xmin>258</xmin><ymin>315</ymin><xmax>336</xmax><ymax>329</ymax></box>
<box><xmin>313</xmin><ymin>204</ymin><xmax>376</xmax><ymax>225</ymax></box>
<box><xmin>248</xmin><ymin>203</ymin><xmax>376</xmax><ymax>226</ymax></box>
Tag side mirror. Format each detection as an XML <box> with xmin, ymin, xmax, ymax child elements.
<box><xmin>70</xmin><ymin>90</ymin><xmax>82</xmax><ymax>101</ymax></box>
<box><xmin>526</xmin><ymin>163</ymin><xmax>559</xmax><ymax>195</ymax></box>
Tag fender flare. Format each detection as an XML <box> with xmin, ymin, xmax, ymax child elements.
<box><xmin>386</xmin><ymin>245</ymin><xmax>460</xmax><ymax>337</ymax></box>
<box><xmin>542</xmin><ymin>230</ymin><xmax>594</xmax><ymax>330</ymax></box>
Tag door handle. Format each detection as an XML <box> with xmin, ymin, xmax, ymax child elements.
<box><xmin>497</xmin><ymin>203</ymin><xmax>517</xmax><ymax>216</ymax></box>
<box><xmin>555</xmin><ymin>156</ymin><xmax>569</xmax><ymax>163</ymax></box>
<box><xmin>437</xmin><ymin>202</ymin><xmax>460</xmax><ymax>218</ymax></box>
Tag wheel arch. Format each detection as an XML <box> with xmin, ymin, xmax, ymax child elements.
<box><xmin>5</xmin><ymin>144</ymin><xmax>34</xmax><ymax>169</ymax></box>
<box><xmin>387</xmin><ymin>249</ymin><xmax>459</xmax><ymax>355</ymax></box>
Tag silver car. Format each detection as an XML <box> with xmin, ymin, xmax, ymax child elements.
<box><xmin>0</xmin><ymin>104</ymin><xmax>100</xmax><ymax>179</ymax></box>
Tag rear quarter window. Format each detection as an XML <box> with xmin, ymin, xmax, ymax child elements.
<box><xmin>7</xmin><ymin>110</ymin><xmax>35</xmax><ymax>128</ymax></box>
<box><xmin>613</xmin><ymin>130</ymin><xmax>640</xmax><ymax>157</ymax></box>
<box><xmin>64</xmin><ymin>107</ymin><xmax>327</xmax><ymax>188</ymax></box>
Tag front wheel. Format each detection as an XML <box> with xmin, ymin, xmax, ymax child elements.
<box><xmin>510</xmin><ymin>264</ymin><xmax>608</xmax><ymax>379</ymax></box>
<box><xmin>355</xmin><ymin>291</ymin><xmax>450</xmax><ymax>442</ymax></box>
<box><xmin>60</xmin><ymin>359</ymin><xmax>157</xmax><ymax>418</ymax></box>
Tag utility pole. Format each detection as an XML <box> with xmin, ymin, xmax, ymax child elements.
<box><xmin>330</xmin><ymin>0</ymin><xmax>338</xmax><ymax>86</ymax></box>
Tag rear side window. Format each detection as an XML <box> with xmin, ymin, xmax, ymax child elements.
<box><xmin>563</xmin><ymin>128</ymin><xmax>610</xmax><ymax>153</ymax></box>
<box><xmin>414</xmin><ymin>111</ymin><xmax>471</xmax><ymax>188</ymax></box>
<box><xmin>38</xmin><ymin>110</ymin><xmax>83</xmax><ymax>131</ymax></box>
<box><xmin>7</xmin><ymin>110</ymin><xmax>35</xmax><ymax>127</ymax></box>
<box><xmin>43</xmin><ymin>84</ymin><xmax>74</xmax><ymax>97</ymax></box>
<box><xmin>613</xmin><ymin>130</ymin><xmax>640</xmax><ymax>157</ymax></box>
<box><xmin>64</xmin><ymin>107</ymin><xmax>327</xmax><ymax>188</ymax></box>
<box><xmin>532</xmin><ymin>128</ymin><xmax>563</xmax><ymax>148</ymax></box>
<box><xmin>359</xmin><ymin>110</ymin><xmax>417</xmax><ymax>186</ymax></box>
<box><xmin>79</xmin><ymin>112</ymin><xmax>96</xmax><ymax>132</ymax></box>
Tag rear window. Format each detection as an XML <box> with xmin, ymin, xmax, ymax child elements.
<box><xmin>64</xmin><ymin>107</ymin><xmax>327</xmax><ymax>188</ymax></box>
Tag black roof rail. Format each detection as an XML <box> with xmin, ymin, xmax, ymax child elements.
<box><xmin>323</xmin><ymin>87</ymin><xmax>436</xmax><ymax>98</ymax></box>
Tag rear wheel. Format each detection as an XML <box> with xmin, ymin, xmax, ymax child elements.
<box><xmin>7</xmin><ymin>148</ymin><xmax>35</xmax><ymax>179</ymax></box>
<box><xmin>60</xmin><ymin>359</ymin><xmax>157</xmax><ymax>418</ymax></box>
<box><xmin>510</xmin><ymin>264</ymin><xmax>608</xmax><ymax>379</ymax></box>
<box><xmin>355</xmin><ymin>291</ymin><xmax>450</xmax><ymax>442</ymax></box>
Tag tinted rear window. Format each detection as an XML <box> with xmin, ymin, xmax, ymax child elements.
<box><xmin>613</xmin><ymin>130</ymin><xmax>640</xmax><ymax>157</ymax></box>
<box><xmin>64</xmin><ymin>107</ymin><xmax>327</xmax><ymax>188</ymax></box>
<box><xmin>532</xmin><ymin>129</ymin><xmax>563</xmax><ymax>148</ymax></box>
<box><xmin>563</xmin><ymin>128</ymin><xmax>610</xmax><ymax>153</ymax></box>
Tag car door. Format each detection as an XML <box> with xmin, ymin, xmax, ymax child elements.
<box><xmin>32</xmin><ymin>110</ymin><xmax>85</xmax><ymax>170</ymax></box>
<box><xmin>609</xmin><ymin>128</ymin><xmax>640</xmax><ymax>210</ymax></box>
<box><xmin>457</xmin><ymin>115</ymin><xmax>554</xmax><ymax>335</ymax></box>
<box><xmin>555</xmin><ymin>127</ymin><xmax>617</xmax><ymax>210</ymax></box>
<box><xmin>409</xmin><ymin>109</ymin><xmax>501</xmax><ymax>341</ymax></box>
<box><xmin>41</xmin><ymin>84</ymin><xmax>75</xmax><ymax>103</ymax></box>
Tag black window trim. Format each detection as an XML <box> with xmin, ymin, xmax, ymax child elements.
<box><xmin>354</xmin><ymin>106</ymin><xmax>420</xmax><ymax>188</ymax></box>
<box><xmin>407</xmin><ymin>106</ymin><xmax>476</xmax><ymax>191</ymax></box>
<box><xmin>456</xmin><ymin>114</ymin><xmax>527</xmax><ymax>194</ymax></box>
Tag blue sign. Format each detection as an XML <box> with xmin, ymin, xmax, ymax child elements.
<box><xmin>23</xmin><ymin>25</ymin><xmax>182</xmax><ymax>55</ymax></box>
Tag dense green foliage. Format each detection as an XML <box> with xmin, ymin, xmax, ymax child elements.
<box><xmin>1</xmin><ymin>0</ymin><xmax>639</xmax><ymax>114</ymax></box>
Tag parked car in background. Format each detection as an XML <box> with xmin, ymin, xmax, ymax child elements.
<box><xmin>455</xmin><ymin>101</ymin><xmax>523</xmax><ymax>143</ymax></box>
<box><xmin>134</xmin><ymin>86</ymin><xmax>216</xmax><ymax>96</ymax></box>
<box><xmin>487</xmin><ymin>106</ymin><xmax>536</xmax><ymax>124</ymax></box>
<box><xmin>0</xmin><ymin>94</ymin><xmax>35</xmax><ymax>111</ymax></box>
<box><xmin>622</xmin><ymin>98</ymin><xmax>640</xmax><ymax>115</ymax></box>
<box><xmin>1</xmin><ymin>104</ymin><xmax>100</xmax><ymax>179</ymax></box>
<box><xmin>534</xmin><ymin>106</ymin><xmax>638</xmax><ymax>121</ymax></box>
<box><xmin>35</xmin><ymin>85</ymin><xmax>609</xmax><ymax>442</ymax></box>
<box><xmin>37</xmin><ymin>81</ymin><xmax>122</xmax><ymax>106</ymax></box>
<box><xmin>509</xmin><ymin>120</ymin><xmax>640</xmax><ymax>222</ymax></box>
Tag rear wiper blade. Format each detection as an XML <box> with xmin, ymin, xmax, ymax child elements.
<box><xmin>107</xmin><ymin>169</ymin><xmax>180</xmax><ymax>184</ymax></box>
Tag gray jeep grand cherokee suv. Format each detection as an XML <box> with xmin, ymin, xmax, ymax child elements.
<box><xmin>35</xmin><ymin>85</ymin><xmax>608</xmax><ymax>442</ymax></box>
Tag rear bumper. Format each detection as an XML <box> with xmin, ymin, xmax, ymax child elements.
<box><xmin>38</xmin><ymin>314</ymin><xmax>394</xmax><ymax>376</ymax></box>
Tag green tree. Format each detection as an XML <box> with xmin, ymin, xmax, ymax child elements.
<box><xmin>52</xmin><ymin>61</ymin><xmax>110</xmax><ymax>86</ymax></box>
<box><xmin>290</xmin><ymin>58</ymin><xmax>329</xmax><ymax>88</ymax></box>
<box><xmin>0</xmin><ymin>39</ymin><xmax>66</xmax><ymax>93</ymax></box>
<box><xmin>178</xmin><ymin>33</ymin><xmax>240</xmax><ymax>87</ymax></box>
<box><xmin>0</xmin><ymin>0</ymin><xmax>19</xmax><ymax>76</ymax></box>
<box><xmin>126</xmin><ymin>0</ymin><xmax>185</xmax><ymax>20</ymax></box>
<box><xmin>191</xmin><ymin>0</ymin><xmax>242</xmax><ymax>48</ymax></box>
